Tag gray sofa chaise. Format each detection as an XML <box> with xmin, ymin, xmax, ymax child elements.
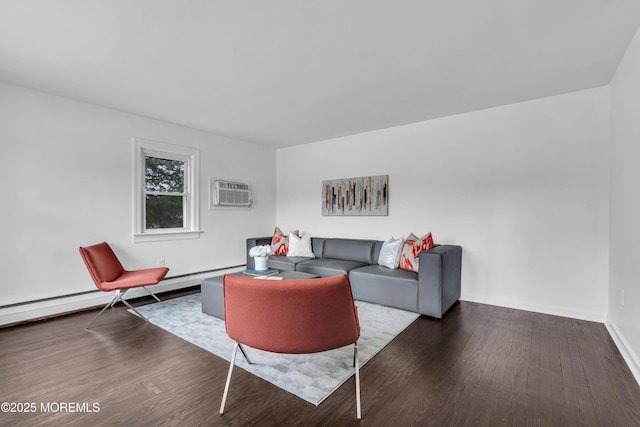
<box><xmin>246</xmin><ymin>236</ymin><xmax>462</xmax><ymax>319</ymax></box>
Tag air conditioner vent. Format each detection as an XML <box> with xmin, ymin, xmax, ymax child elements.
<box><xmin>211</xmin><ymin>180</ymin><xmax>252</xmax><ymax>207</ymax></box>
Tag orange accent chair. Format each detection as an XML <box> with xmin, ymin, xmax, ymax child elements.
<box><xmin>220</xmin><ymin>274</ymin><xmax>362</xmax><ymax>419</ymax></box>
<box><xmin>79</xmin><ymin>242</ymin><xmax>169</xmax><ymax>329</ymax></box>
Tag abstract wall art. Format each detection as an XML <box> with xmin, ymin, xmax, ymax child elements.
<box><xmin>322</xmin><ymin>175</ymin><xmax>389</xmax><ymax>216</ymax></box>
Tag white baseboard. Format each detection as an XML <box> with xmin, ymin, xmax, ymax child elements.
<box><xmin>605</xmin><ymin>321</ymin><xmax>640</xmax><ymax>388</ymax></box>
<box><xmin>0</xmin><ymin>267</ymin><xmax>244</xmax><ymax>327</ymax></box>
<box><xmin>460</xmin><ymin>294</ymin><xmax>606</xmax><ymax>323</ymax></box>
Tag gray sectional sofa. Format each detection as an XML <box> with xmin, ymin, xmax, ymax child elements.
<box><xmin>246</xmin><ymin>236</ymin><xmax>462</xmax><ymax>319</ymax></box>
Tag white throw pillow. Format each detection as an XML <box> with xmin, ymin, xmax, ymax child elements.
<box><xmin>378</xmin><ymin>236</ymin><xmax>404</xmax><ymax>269</ymax></box>
<box><xmin>287</xmin><ymin>232</ymin><xmax>315</xmax><ymax>257</ymax></box>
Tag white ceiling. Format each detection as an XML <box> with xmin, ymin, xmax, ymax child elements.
<box><xmin>1</xmin><ymin>1</ymin><xmax>639</xmax><ymax>149</ymax></box>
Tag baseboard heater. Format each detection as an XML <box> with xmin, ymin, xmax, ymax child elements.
<box><xmin>0</xmin><ymin>265</ymin><xmax>245</xmax><ymax>310</ymax></box>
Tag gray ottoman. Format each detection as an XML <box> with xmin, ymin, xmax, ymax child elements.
<box><xmin>201</xmin><ymin>270</ymin><xmax>319</xmax><ymax>319</ymax></box>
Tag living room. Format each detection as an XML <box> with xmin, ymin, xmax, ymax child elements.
<box><xmin>1</xmin><ymin>1</ymin><xmax>640</xmax><ymax>425</ymax></box>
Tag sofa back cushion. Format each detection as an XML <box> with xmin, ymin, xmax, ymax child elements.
<box><xmin>311</xmin><ymin>237</ymin><xmax>325</xmax><ymax>258</ymax></box>
<box><xmin>320</xmin><ymin>238</ymin><xmax>378</xmax><ymax>264</ymax></box>
<box><xmin>372</xmin><ymin>241</ymin><xmax>384</xmax><ymax>263</ymax></box>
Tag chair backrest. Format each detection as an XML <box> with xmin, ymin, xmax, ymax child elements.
<box><xmin>223</xmin><ymin>274</ymin><xmax>360</xmax><ymax>354</ymax></box>
<box><xmin>79</xmin><ymin>242</ymin><xmax>125</xmax><ymax>289</ymax></box>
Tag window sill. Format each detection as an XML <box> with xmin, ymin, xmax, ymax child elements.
<box><xmin>133</xmin><ymin>230</ymin><xmax>202</xmax><ymax>243</ymax></box>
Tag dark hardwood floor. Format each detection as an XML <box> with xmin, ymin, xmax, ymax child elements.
<box><xmin>1</xmin><ymin>291</ymin><xmax>639</xmax><ymax>427</ymax></box>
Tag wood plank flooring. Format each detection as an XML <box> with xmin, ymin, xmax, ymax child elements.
<box><xmin>1</xmin><ymin>291</ymin><xmax>639</xmax><ymax>426</ymax></box>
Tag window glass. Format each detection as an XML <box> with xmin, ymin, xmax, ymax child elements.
<box><xmin>145</xmin><ymin>194</ymin><xmax>184</xmax><ymax>229</ymax></box>
<box><xmin>145</xmin><ymin>157</ymin><xmax>184</xmax><ymax>192</ymax></box>
<box><xmin>133</xmin><ymin>138</ymin><xmax>201</xmax><ymax>242</ymax></box>
<box><xmin>144</xmin><ymin>156</ymin><xmax>186</xmax><ymax>229</ymax></box>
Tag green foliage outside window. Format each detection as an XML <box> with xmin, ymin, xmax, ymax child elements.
<box><xmin>145</xmin><ymin>156</ymin><xmax>185</xmax><ymax>229</ymax></box>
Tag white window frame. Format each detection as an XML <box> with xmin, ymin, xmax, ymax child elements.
<box><xmin>133</xmin><ymin>138</ymin><xmax>201</xmax><ymax>243</ymax></box>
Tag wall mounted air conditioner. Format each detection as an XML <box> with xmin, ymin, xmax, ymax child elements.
<box><xmin>210</xmin><ymin>179</ymin><xmax>252</xmax><ymax>208</ymax></box>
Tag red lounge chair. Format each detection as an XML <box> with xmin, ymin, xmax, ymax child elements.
<box><xmin>220</xmin><ymin>274</ymin><xmax>362</xmax><ymax>419</ymax></box>
<box><xmin>79</xmin><ymin>242</ymin><xmax>169</xmax><ymax>329</ymax></box>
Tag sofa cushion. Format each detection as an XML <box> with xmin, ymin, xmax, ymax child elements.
<box><xmin>349</xmin><ymin>265</ymin><xmax>419</xmax><ymax>312</ymax></box>
<box><xmin>271</xmin><ymin>227</ymin><xmax>297</xmax><ymax>255</ymax></box>
<box><xmin>400</xmin><ymin>233</ymin><xmax>419</xmax><ymax>271</ymax></box>
<box><xmin>321</xmin><ymin>238</ymin><xmax>377</xmax><ymax>264</ymax></box>
<box><xmin>415</xmin><ymin>232</ymin><xmax>435</xmax><ymax>254</ymax></box>
<box><xmin>287</xmin><ymin>232</ymin><xmax>315</xmax><ymax>257</ymax></box>
<box><xmin>310</xmin><ymin>237</ymin><xmax>325</xmax><ymax>258</ymax></box>
<box><xmin>295</xmin><ymin>259</ymin><xmax>367</xmax><ymax>277</ymax></box>
<box><xmin>372</xmin><ymin>240</ymin><xmax>384</xmax><ymax>263</ymax></box>
<box><xmin>267</xmin><ymin>255</ymin><xmax>310</xmax><ymax>272</ymax></box>
<box><xmin>399</xmin><ymin>232</ymin><xmax>435</xmax><ymax>272</ymax></box>
<box><xmin>377</xmin><ymin>236</ymin><xmax>404</xmax><ymax>269</ymax></box>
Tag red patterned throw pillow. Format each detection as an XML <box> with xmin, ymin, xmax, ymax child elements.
<box><xmin>271</xmin><ymin>227</ymin><xmax>298</xmax><ymax>255</ymax></box>
<box><xmin>400</xmin><ymin>232</ymin><xmax>435</xmax><ymax>272</ymax></box>
<box><xmin>399</xmin><ymin>233</ymin><xmax>419</xmax><ymax>271</ymax></box>
<box><xmin>414</xmin><ymin>232</ymin><xmax>434</xmax><ymax>255</ymax></box>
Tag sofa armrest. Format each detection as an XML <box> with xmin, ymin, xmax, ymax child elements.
<box><xmin>246</xmin><ymin>236</ymin><xmax>273</xmax><ymax>269</ymax></box>
<box><xmin>417</xmin><ymin>245</ymin><xmax>462</xmax><ymax>318</ymax></box>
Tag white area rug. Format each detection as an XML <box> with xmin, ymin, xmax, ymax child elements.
<box><xmin>135</xmin><ymin>293</ymin><xmax>419</xmax><ymax>405</ymax></box>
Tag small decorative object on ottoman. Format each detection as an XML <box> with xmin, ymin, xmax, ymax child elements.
<box><xmin>248</xmin><ymin>244</ymin><xmax>273</xmax><ymax>271</ymax></box>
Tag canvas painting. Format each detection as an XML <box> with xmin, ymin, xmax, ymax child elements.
<box><xmin>322</xmin><ymin>175</ymin><xmax>388</xmax><ymax>216</ymax></box>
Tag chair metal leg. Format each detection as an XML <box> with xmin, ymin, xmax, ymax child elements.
<box><xmin>220</xmin><ymin>342</ymin><xmax>239</xmax><ymax>415</ymax></box>
<box><xmin>353</xmin><ymin>346</ymin><xmax>356</xmax><ymax>367</ymax></box>
<box><xmin>119</xmin><ymin>297</ymin><xmax>149</xmax><ymax>323</ymax></box>
<box><xmin>219</xmin><ymin>341</ymin><xmax>359</xmax><ymax>417</ymax></box>
<box><xmin>142</xmin><ymin>286</ymin><xmax>161</xmax><ymax>302</ymax></box>
<box><xmin>86</xmin><ymin>293</ymin><xmax>119</xmax><ymax>330</ymax></box>
<box><xmin>238</xmin><ymin>343</ymin><xmax>252</xmax><ymax>365</ymax></box>
<box><xmin>355</xmin><ymin>342</ymin><xmax>361</xmax><ymax>419</ymax></box>
<box><xmin>108</xmin><ymin>289</ymin><xmax>121</xmax><ymax>308</ymax></box>
<box><xmin>86</xmin><ymin>288</ymin><xmax>150</xmax><ymax>329</ymax></box>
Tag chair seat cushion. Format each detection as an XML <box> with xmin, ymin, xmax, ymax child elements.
<box><xmin>101</xmin><ymin>267</ymin><xmax>169</xmax><ymax>290</ymax></box>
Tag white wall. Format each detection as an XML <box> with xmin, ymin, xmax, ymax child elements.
<box><xmin>0</xmin><ymin>83</ymin><xmax>276</xmax><ymax>323</ymax></box>
<box><xmin>277</xmin><ymin>87</ymin><xmax>610</xmax><ymax>322</ymax></box>
<box><xmin>609</xmin><ymin>25</ymin><xmax>640</xmax><ymax>382</ymax></box>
